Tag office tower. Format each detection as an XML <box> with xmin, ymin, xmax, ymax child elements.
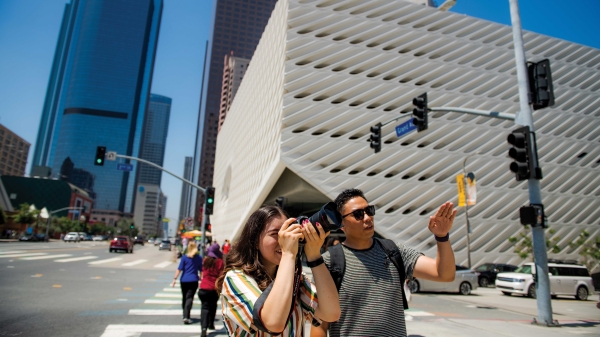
<box><xmin>192</xmin><ymin>0</ymin><xmax>278</xmax><ymax>219</ymax></box>
<box><xmin>218</xmin><ymin>53</ymin><xmax>250</xmax><ymax>132</ymax></box>
<box><xmin>211</xmin><ymin>0</ymin><xmax>600</xmax><ymax>264</ymax></box>
<box><xmin>178</xmin><ymin>156</ymin><xmax>193</xmax><ymax>223</ymax></box>
<box><xmin>138</xmin><ymin>94</ymin><xmax>172</xmax><ymax>186</ymax></box>
<box><xmin>31</xmin><ymin>0</ymin><xmax>163</xmax><ymax>217</ymax></box>
<box><xmin>133</xmin><ymin>184</ymin><xmax>161</xmax><ymax>236</ymax></box>
<box><xmin>0</xmin><ymin>124</ymin><xmax>30</xmax><ymax>177</ymax></box>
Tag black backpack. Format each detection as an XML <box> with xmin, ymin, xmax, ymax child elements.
<box><xmin>327</xmin><ymin>238</ymin><xmax>409</xmax><ymax>309</ymax></box>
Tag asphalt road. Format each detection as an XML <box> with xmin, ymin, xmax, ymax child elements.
<box><xmin>1</xmin><ymin>241</ymin><xmax>598</xmax><ymax>336</ymax></box>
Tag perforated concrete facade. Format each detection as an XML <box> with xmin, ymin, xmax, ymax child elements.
<box><xmin>212</xmin><ymin>0</ymin><xmax>600</xmax><ymax>267</ymax></box>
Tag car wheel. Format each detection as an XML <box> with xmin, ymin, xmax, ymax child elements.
<box><xmin>479</xmin><ymin>277</ymin><xmax>489</xmax><ymax>287</ymax></box>
<box><xmin>502</xmin><ymin>291</ymin><xmax>512</xmax><ymax>296</ymax></box>
<box><xmin>575</xmin><ymin>286</ymin><xmax>588</xmax><ymax>301</ymax></box>
<box><xmin>460</xmin><ymin>282</ymin><xmax>472</xmax><ymax>295</ymax></box>
<box><xmin>528</xmin><ymin>284</ymin><xmax>537</xmax><ymax>299</ymax></box>
<box><xmin>407</xmin><ymin>279</ymin><xmax>419</xmax><ymax>293</ymax></box>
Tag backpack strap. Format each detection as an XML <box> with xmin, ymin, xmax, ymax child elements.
<box><xmin>375</xmin><ymin>238</ymin><xmax>409</xmax><ymax>310</ymax></box>
<box><xmin>327</xmin><ymin>244</ymin><xmax>345</xmax><ymax>291</ymax></box>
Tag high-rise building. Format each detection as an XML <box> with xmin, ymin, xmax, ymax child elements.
<box><xmin>0</xmin><ymin>124</ymin><xmax>30</xmax><ymax>177</ymax></box>
<box><xmin>31</xmin><ymin>0</ymin><xmax>163</xmax><ymax>217</ymax></box>
<box><xmin>218</xmin><ymin>53</ymin><xmax>250</xmax><ymax>133</ymax></box>
<box><xmin>192</xmin><ymin>0</ymin><xmax>278</xmax><ymax>221</ymax></box>
<box><xmin>138</xmin><ymin>94</ymin><xmax>172</xmax><ymax>186</ymax></box>
<box><xmin>178</xmin><ymin>156</ymin><xmax>193</xmax><ymax>223</ymax></box>
<box><xmin>133</xmin><ymin>184</ymin><xmax>161</xmax><ymax>236</ymax></box>
<box><xmin>211</xmin><ymin>0</ymin><xmax>600</xmax><ymax>266</ymax></box>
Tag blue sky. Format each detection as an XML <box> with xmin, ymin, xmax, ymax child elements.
<box><xmin>0</xmin><ymin>0</ymin><xmax>598</xmax><ymax>225</ymax></box>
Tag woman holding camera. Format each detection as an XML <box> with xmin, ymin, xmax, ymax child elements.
<box><xmin>215</xmin><ymin>205</ymin><xmax>340</xmax><ymax>337</ymax></box>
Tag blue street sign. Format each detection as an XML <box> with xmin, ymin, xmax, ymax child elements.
<box><xmin>396</xmin><ymin>118</ymin><xmax>417</xmax><ymax>137</ymax></box>
<box><xmin>117</xmin><ymin>163</ymin><xmax>134</xmax><ymax>172</ymax></box>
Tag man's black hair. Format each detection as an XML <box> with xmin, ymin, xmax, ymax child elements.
<box><xmin>334</xmin><ymin>188</ymin><xmax>368</xmax><ymax>213</ymax></box>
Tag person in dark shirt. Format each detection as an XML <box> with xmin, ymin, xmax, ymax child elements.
<box><xmin>171</xmin><ymin>241</ymin><xmax>203</xmax><ymax>324</ymax></box>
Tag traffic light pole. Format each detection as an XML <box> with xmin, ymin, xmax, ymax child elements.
<box><xmin>509</xmin><ymin>0</ymin><xmax>554</xmax><ymax>326</ymax></box>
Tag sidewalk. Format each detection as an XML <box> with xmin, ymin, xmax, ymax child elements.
<box><xmin>406</xmin><ymin>317</ymin><xmax>599</xmax><ymax>337</ymax></box>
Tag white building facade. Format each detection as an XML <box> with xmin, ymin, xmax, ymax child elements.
<box><xmin>212</xmin><ymin>0</ymin><xmax>600</xmax><ymax>267</ymax></box>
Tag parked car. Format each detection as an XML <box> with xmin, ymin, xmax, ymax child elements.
<box><xmin>133</xmin><ymin>236</ymin><xmax>145</xmax><ymax>246</ymax></box>
<box><xmin>158</xmin><ymin>240</ymin><xmax>172</xmax><ymax>251</ymax></box>
<box><xmin>495</xmin><ymin>262</ymin><xmax>595</xmax><ymax>300</ymax></box>
<box><xmin>154</xmin><ymin>238</ymin><xmax>161</xmax><ymax>246</ymax></box>
<box><xmin>78</xmin><ymin>232</ymin><xmax>88</xmax><ymax>241</ymax></box>
<box><xmin>92</xmin><ymin>235</ymin><xmax>105</xmax><ymax>241</ymax></box>
<box><xmin>407</xmin><ymin>265</ymin><xmax>478</xmax><ymax>295</ymax></box>
<box><xmin>109</xmin><ymin>236</ymin><xmax>134</xmax><ymax>253</ymax></box>
<box><xmin>64</xmin><ymin>232</ymin><xmax>80</xmax><ymax>242</ymax></box>
<box><xmin>148</xmin><ymin>238</ymin><xmax>155</xmax><ymax>244</ymax></box>
<box><xmin>19</xmin><ymin>234</ymin><xmax>47</xmax><ymax>242</ymax></box>
<box><xmin>474</xmin><ymin>263</ymin><xmax>518</xmax><ymax>287</ymax></box>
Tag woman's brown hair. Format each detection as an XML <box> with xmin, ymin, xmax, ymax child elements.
<box><xmin>215</xmin><ymin>205</ymin><xmax>286</xmax><ymax>293</ymax></box>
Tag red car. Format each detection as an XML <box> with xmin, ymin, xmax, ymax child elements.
<box><xmin>109</xmin><ymin>236</ymin><xmax>134</xmax><ymax>253</ymax></box>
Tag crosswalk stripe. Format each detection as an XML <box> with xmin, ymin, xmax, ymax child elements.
<box><xmin>0</xmin><ymin>253</ymin><xmax>47</xmax><ymax>258</ymax></box>
<box><xmin>21</xmin><ymin>254</ymin><xmax>72</xmax><ymax>260</ymax></box>
<box><xmin>100</xmin><ymin>324</ymin><xmax>225</xmax><ymax>336</ymax></box>
<box><xmin>128</xmin><ymin>309</ymin><xmax>201</xmax><ymax>315</ymax></box>
<box><xmin>0</xmin><ymin>250</ymin><xmax>27</xmax><ymax>254</ymax></box>
<box><xmin>406</xmin><ymin>310</ymin><xmax>435</xmax><ymax>317</ymax></box>
<box><xmin>162</xmin><ymin>288</ymin><xmax>180</xmax><ymax>292</ymax></box>
<box><xmin>55</xmin><ymin>256</ymin><xmax>98</xmax><ymax>263</ymax></box>
<box><xmin>153</xmin><ymin>261</ymin><xmax>172</xmax><ymax>268</ymax></box>
<box><xmin>122</xmin><ymin>259</ymin><xmax>147</xmax><ymax>266</ymax></box>
<box><xmin>144</xmin><ymin>299</ymin><xmax>200</xmax><ymax>304</ymax></box>
<box><xmin>155</xmin><ymin>293</ymin><xmax>181</xmax><ymax>298</ymax></box>
<box><xmin>89</xmin><ymin>257</ymin><xmax>123</xmax><ymax>265</ymax></box>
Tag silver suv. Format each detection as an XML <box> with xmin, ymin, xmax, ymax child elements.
<box><xmin>496</xmin><ymin>262</ymin><xmax>595</xmax><ymax>300</ymax></box>
<box><xmin>63</xmin><ymin>232</ymin><xmax>80</xmax><ymax>242</ymax></box>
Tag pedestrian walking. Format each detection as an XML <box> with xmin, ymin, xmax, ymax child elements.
<box><xmin>311</xmin><ymin>188</ymin><xmax>457</xmax><ymax>337</ymax></box>
<box><xmin>216</xmin><ymin>205</ymin><xmax>340</xmax><ymax>337</ymax></box>
<box><xmin>171</xmin><ymin>241</ymin><xmax>203</xmax><ymax>324</ymax></box>
<box><xmin>198</xmin><ymin>243</ymin><xmax>224</xmax><ymax>337</ymax></box>
<box><xmin>222</xmin><ymin>239</ymin><xmax>231</xmax><ymax>263</ymax></box>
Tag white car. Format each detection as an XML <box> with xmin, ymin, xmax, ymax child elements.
<box><xmin>63</xmin><ymin>232</ymin><xmax>80</xmax><ymax>242</ymax></box>
<box><xmin>495</xmin><ymin>262</ymin><xmax>595</xmax><ymax>300</ymax></box>
<box><xmin>407</xmin><ymin>265</ymin><xmax>478</xmax><ymax>295</ymax></box>
<box><xmin>78</xmin><ymin>232</ymin><xmax>88</xmax><ymax>241</ymax></box>
<box><xmin>92</xmin><ymin>235</ymin><xmax>104</xmax><ymax>241</ymax></box>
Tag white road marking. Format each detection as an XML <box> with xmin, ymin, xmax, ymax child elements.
<box><xmin>55</xmin><ymin>256</ymin><xmax>98</xmax><ymax>262</ymax></box>
<box><xmin>7</xmin><ymin>266</ymin><xmax>14</xmax><ymax>268</ymax></box>
<box><xmin>122</xmin><ymin>259</ymin><xmax>148</xmax><ymax>266</ymax></box>
<box><xmin>405</xmin><ymin>311</ymin><xmax>435</xmax><ymax>316</ymax></box>
<box><xmin>162</xmin><ymin>288</ymin><xmax>179</xmax><ymax>292</ymax></box>
<box><xmin>144</xmin><ymin>299</ymin><xmax>200</xmax><ymax>304</ymax></box>
<box><xmin>89</xmin><ymin>257</ymin><xmax>123</xmax><ymax>265</ymax></box>
<box><xmin>153</xmin><ymin>261</ymin><xmax>172</xmax><ymax>268</ymax></box>
<box><xmin>128</xmin><ymin>309</ymin><xmax>201</xmax><ymax>315</ymax></box>
<box><xmin>100</xmin><ymin>324</ymin><xmax>224</xmax><ymax>337</ymax></box>
<box><xmin>155</xmin><ymin>293</ymin><xmax>182</xmax><ymax>298</ymax></box>
<box><xmin>21</xmin><ymin>254</ymin><xmax>72</xmax><ymax>260</ymax></box>
<box><xmin>0</xmin><ymin>253</ymin><xmax>47</xmax><ymax>258</ymax></box>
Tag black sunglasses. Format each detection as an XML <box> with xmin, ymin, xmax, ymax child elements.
<box><xmin>342</xmin><ymin>205</ymin><xmax>376</xmax><ymax>220</ymax></box>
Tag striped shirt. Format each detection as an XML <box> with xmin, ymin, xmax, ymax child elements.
<box><xmin>221</xmin><ymin>269</ymin><xmax>318</xmax><ymax>337</ymax></box>
<box><xmin>323</xmin><ymin>240</ymin><xmax>422</xmax><ymax>337</ymax></box>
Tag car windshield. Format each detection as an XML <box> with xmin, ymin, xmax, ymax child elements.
<box><xmin>514</xmin><ymin>265</ymin><xmax>533</xmax><ymax>274</ymax></box>
<box><xmin>116</xmin><ymin>238</ymin><xmax>127</xmax><ymax>241</ymax></box>
<box><xmin>162</xmin><ymin>240</ymin><xmax>170</xmax><ymax>244</ymax></box>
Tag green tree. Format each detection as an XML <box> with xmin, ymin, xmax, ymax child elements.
<box><xmin>508</xmin><ymin>226</ymin><xmax>561</xmax><ymax>261</ymax></box>
<box><xmin>569</xmin><ymin>230</ymin><xmax>600</xmax><ymax>271</ymax></box>
<box><xmin>12</xmin><ymin>203</ymin><xmax>39</xmax><ymax>230</ymax></box>
<box><xmin>116</xmin><ymin>218</ymin><xmax>138</xmax><ymax>237</ymax></box>
<box><xmin>90</xmin><ymin>222</ymin><xmax>108</xmax><ymax>235</ymax></box>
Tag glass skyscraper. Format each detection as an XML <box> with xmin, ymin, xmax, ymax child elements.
<box><xmin>192</xmin><ymin>0</ymin><xmax>278</xmax><ymax>219</ymax></box>
<box><xmin>32</xmin><ymin>0</ymin><xmax>163</xmax><ymax>214</ymax></box>
<box><xmin>138</xmin><ymin>94</ymin><xmax>171</xmax><ymax>187</ymax></box>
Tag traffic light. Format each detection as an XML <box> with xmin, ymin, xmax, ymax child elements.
<box><xmin>527</xmin><ymin>59</ymin><xmax>554</xmax><ymax>110</ymax></box>
<box><xmin>205</xmin><ymin>186</ymin><xmax>215</xmax><ymax>215</ymax></box>
<box><xmin>95</xmin><ymin>146</ymin><xmax>106</xmax><ymax>166</ymax></box>
<box><xmin>130</xmin><ymin>224</ymin><xmax>135</xmax><ymax>230</ymax></box>
<box><xmin>412</xmin><ymin>93</ymin><xmax>428</xmax><ymax>132</ymax></box>
<box><xmin>369</xmin><ymin>123</ymin><xmax>382</xmax><ymax>153</ymax></box>
<box><xmin>182</xmin><ymin>228</ymin><xmax>186</xmax><ymax>233</ymax></box>
<box><xmin>275</xmin><ymin>196</ymin><xmax>285</xmax><ymax>208</ymax></box>
<box><xmin>507</xmin><ymin>126</ymin><xmax>542</xmax><ymax>181</ymax></box>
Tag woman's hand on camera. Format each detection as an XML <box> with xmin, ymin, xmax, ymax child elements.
<box><xmin>302</xmin><ymin>221</ymin><xmax>329</xmax><ymax>262</ymax></box>
<box><xmin>278</xmin><ymin>218</ymin><xmax>303</xmax><ymax>257</ymax></box>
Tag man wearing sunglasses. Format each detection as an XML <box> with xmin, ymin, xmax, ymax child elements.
<box><xmin>312</xmin><ymin>188</ymin><xmax>457</xmax><ymax>337</ymax></box>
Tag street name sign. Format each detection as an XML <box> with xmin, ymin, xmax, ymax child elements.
<box><xmin>396</xmin><ymin>118</ymin><xmax>417</xmax><ymax>137</ymax></box>
<box><xmin>117</xmin><ymin>163</ymin><xmax>133</xmax><ymax>172</ymax></box>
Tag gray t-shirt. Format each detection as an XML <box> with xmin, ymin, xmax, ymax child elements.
<box><xmin>322</xmin><ymin>240</ymin><xmax>422</xmax><ymax>337</ymax></box>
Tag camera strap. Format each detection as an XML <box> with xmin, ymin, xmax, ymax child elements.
<box><xmin>251</xmin><ymin>251</ymin><xmax>303</xmax><ymax>335</ymax></box>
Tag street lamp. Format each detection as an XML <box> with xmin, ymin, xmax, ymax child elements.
<box><xmin>45</xmin><ymin>207</ymin><xmax>84</xmax><ymax>239</ymax></box>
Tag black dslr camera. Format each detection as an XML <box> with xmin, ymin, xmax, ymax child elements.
<box><xmin>295</xmin><ymin>202</ymin><xmax>343</xmax><ymax>236</ymax></box>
